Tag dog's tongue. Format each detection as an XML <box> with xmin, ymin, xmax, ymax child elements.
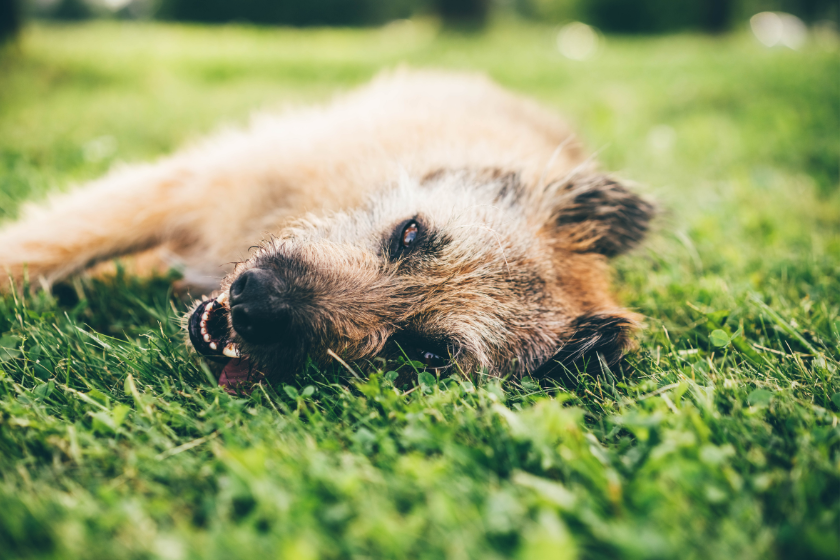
<box><xmin>218</xmin><ymin>357</ymin><xmax>257</xmax><ymax>393</ymax></box>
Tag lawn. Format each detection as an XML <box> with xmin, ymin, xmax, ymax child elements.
<box><xmin>0</xmin><ymin>20</ymin><xmax>838</xmax><ymax>560</ymax></box>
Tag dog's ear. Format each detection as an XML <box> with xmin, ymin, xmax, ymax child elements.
<box><xmin>545</xmin><ymin>174</ymin><xmax>655</xmax><ymax>257</ymax></box>
<box><xmin>533</xmin><ymin>312</ymin><xmax>636</xmax><ymax>381</ymax></box>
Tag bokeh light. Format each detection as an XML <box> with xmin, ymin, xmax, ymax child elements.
<box><xmin>750</xmin><ymin>12</ymin><xmax>808</xmax><ymax>49</ymax></box>
<box><xmin>557</xmin><ymin>22</ymin><xmax>599</xmax><ymax>61</ymax></box>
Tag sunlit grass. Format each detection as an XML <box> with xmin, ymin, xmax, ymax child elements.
<box><xmin>0</xmin><ymin>21</ymin><xmax>838</xmax><ymax>559</ymax></box>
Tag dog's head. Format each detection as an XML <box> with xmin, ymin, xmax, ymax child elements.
<box><xmin>187</xmin><ymin>168</ymin><xmax>654</xmax><ymax>384</ymax></box>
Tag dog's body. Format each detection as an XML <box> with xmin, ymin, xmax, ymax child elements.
<box><xmin>0</xmin><ymin>70</ymin><xmax>654</xmax><ymax>383</ymax></box>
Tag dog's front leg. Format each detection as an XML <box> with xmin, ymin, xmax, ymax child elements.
<box><xmin>0</xmin><ymin>159</ymin><xmax>206</xmax><ymax>291</ymax></box>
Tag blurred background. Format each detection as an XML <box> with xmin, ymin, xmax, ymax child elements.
<box><xmin>1</xmin><ymin>0</ymin><xmax>838</xmax><ymax>35</ymax></box>
<box><xmin>0</xmin><ymin>0</ymin><xmax>837</xmax><ymax>211</ymax></box>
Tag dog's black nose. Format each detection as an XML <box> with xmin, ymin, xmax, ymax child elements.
<box><xmin>229</xmin><ymin>268</ymin><xmax>291</xmax><ymax>345</ymax></box>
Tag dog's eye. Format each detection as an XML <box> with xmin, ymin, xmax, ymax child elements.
<box><xmin>391</xmin><ymin>332</ymin><xmax>454</xmax><ymax>371</ymax></box>
<box><xmin>418</xmin><ymin>348</ymin><xmax>447</xmax><ymax>369</ymax></box>
<box><xmin>401</xmin><ymin>221</ymin><xmax>419</xmax><ymax>248</ymax></box>
<box><xmin>389</xmin><ymin>218</ymin><xmax>423</xmax><ymax>259</ymax></box>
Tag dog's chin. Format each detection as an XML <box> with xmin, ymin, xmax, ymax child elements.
<box><xmin>187</xmin><ymin>297</ymin><xmax>458</xmax><ymax>384</ymax></box>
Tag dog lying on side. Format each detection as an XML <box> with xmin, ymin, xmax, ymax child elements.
<box><xmin>0</xmin><ymin>70</ymin><xmax>654</xmax><ymax>385</ymax></box>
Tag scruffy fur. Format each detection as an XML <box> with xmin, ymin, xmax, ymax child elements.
<box><xmin>0</xmin><ymin>70</ymin><xmax>654</xmax><ymax>381</ymax></box>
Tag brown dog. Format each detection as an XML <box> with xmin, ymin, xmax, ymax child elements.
<box><xmin>0</xmin><ymin>70</ymin><xmax>654</xmax><ymax>384</ymax></box>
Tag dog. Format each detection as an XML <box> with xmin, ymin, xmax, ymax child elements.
<box><xmin>0</xmin><ymin>70</ymin><xmax>654</xmax><ymax>386</ymax></box>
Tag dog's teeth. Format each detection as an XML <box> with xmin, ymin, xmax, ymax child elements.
<box><xmin>216</xmin><ymin>292</ymin><xmax>228</xmax><ymax>305</ymax></box>
<box><xmin>202</xmin><ymin>312</ymin><xmax>209</xmax><ymax>322</ymax></box>
<box><xmin>209</xmin><ymin>341</ymin><xmax>218</xmax><ymax>350</ymax></box>
<box><xmin>205</xmin><ymin>301</ymin><xmax>214</xmax><ymax>311</ymax></box>
<box><xmin>203</xmin><ymin>333</ymin><xmax>211</xmax><ymax>342</ymax></box>
<box><xmin>201</xmin><ymin>327</ymin><xmax>207</xmax><ymax>335</ymax></box>
<box><xmin>222</xmin><ymin>344</ymin><xmax>240</xmax><ymax>358</ymax></box>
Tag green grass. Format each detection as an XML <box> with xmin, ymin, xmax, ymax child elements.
<box><xmin>1</xmin><ymin>21</ymin><xmax>839</xmax><ymax>559</ymax></box>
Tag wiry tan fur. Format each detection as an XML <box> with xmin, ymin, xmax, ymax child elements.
<box><xmin>0</xmin><ymin>70</ymin><xmax>654</xmax><ymax>381</ymax></box>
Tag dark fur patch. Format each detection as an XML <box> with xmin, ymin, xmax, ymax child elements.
<box><xmin>555</xmin><ymin>175</ymin><xmax>655</xmax><ymax>257</ymax></box>
<box><xmin>420</xmin><ymin>167</ymin><xmax>524</xmax><ymax>205</ymax></box>
<box><xmin>533</xmin><ymin>312</ymin><xmax>635</xmax><ymax>381</ymax></box>
<box><xmin>420</xmin><ymin>168</ymin><xmax>449</xmax><ymax>184</ymax></box>
<box><xmin>474</xmin><ymin>168</ymin><xmax>523</xmax><ymax>203</ymax></box>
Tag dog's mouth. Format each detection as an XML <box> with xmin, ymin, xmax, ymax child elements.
<box><xmin>188</xmin><ymin>293</ymin><xmax>240</xmax><ymax>360</ymax></box>
<box><xmin>189</xmin><ymin>294</ymin><xmax>263</xmax><ymax>390</ymax></box>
